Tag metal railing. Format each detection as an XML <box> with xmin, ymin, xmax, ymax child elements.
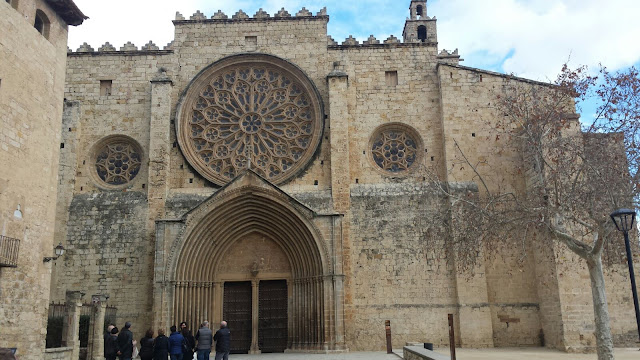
<box><xmin>0</xmin><ymin>235</ymin><xmax>20</xmax><ymax>267</ymax></box>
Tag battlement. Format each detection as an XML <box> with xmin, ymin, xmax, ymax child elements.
<box><xmin>327</xmin><ymin>34</ymin><xmax>437</xmax><ymax>49</ymax></box>
<box><xmin>172</xmin><ymin>7</ymin><xmax>328</xmax><ymax>24</ymax></box>
<box><xmin>68</xmin><ymin>41</ymin><xmax>174</xmax><ymax>55</ymax></box>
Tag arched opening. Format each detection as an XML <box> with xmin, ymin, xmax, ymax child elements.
<box><xmin>34</xmin><ymin>9</ymin><xmax>50</xmax><ymax>39</ymax></box>
<box><xmin>416</xmin><ymin>5</ymin><xmax>424</xmax><ymax>17</ymax></box>
<box><xmin>171</xmin><ymin>186</ymin><xmax>331</xmax><ymax>353</ymax></box>
<box><xmin>417</xmin><ymin>25</ymin><xmax>427</xmax><ymax>42</ymax></box>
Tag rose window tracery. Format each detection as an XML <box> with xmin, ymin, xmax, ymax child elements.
<box><xmin>370</xmin><ymin>124</ymin><xmax>423</xmax><ymax>174</ymax></box>
<box><xmin>93</xmin><ymin>138</ymin><xmax>143</xmax><ymax>187</ymax></box>
<box><xmin>177</xmin><ymin>55</ymin><xmax>324</xmax><ymax>186</ymax></box>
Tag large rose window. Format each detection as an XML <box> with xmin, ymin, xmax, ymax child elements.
<box><xmin>177</xmin><ymin>55</ymin><xmax>324</xmax><ymax>186</ymax></box>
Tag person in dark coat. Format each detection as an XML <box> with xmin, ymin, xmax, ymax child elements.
<box><xmin>152</xmin><ymin>329</ymin><xmax>170</xmax><ymax>360</ymax></box>
<box><xmin>139</xmin><ymin>329</ymin><xmax>155</xmax><ymax>360</ymax></box>
<box><xmin>181</xmin><ymin>325</ymin><xmax>195</xmax><ymax>360</ymax></box>
<box><xmin>213</xmin><ymin>321</ymin><xmax>231</xmax><ymax>360</ymax></box>
<box><xmin>169</xmin><ymin>325</ymin><xmax>185</xmax><ymax>360</ymax></box>
<box><xmin>116</xmin><ymin>322</ymin><xmax>134</xmax><ymax>360</ymax></box>
<box><xmin>104</xmin><ymin>327</ymin><xmax>119</xmax><ymax>360</ymax></box>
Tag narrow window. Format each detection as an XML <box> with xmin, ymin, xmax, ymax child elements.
<box><xmin>417</xmin><ymin>25</ymin><xmax>427</xmax><ymax>42</ymax></box>
<box><xmin>34</xmin><ymin>9</ymin><xmax>50</xmax><ymax>39</ymax></box>
<box><xmin>416</xmin><ymin>5</ymin><xmax>423</xmax><ymax>17</ymax></box>
<box><xmin>385</xmin><ymin>71</ymin><xmax>398</xmax><ymax>87</ymax></box>
<box><xmin>100</xmin><ymin>80</ymin><xmax>112</xmax><ymax>96</ymax></box>
<box><xmin>245</xmin><ymin>36</ymin><xmax>257</xmax><ymax>52</ymax></box>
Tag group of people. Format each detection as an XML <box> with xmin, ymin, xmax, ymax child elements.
<box><xmin>105</xmin><ymin>320</ymin><xmax>231</xmax><ymax>360</ymax></box>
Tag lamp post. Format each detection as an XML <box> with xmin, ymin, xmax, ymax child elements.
<box><xmin>610</xmin><ymin>208</ymin><xmax>639</xmax><ymax>342</ymax></box>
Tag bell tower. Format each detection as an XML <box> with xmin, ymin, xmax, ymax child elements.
<box><xmin>403</xmin><ymin>0</ymin><xmax>437</xmax><ymax>43</ymax></box>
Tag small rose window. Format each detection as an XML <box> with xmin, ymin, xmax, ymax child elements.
<box><xmin>92</xmin><ymin>136</ymin><xmax>143</xmax><ymax>188</ymax></box>
<box><xmin>370</xmin><ymin>124</ymin><xmax>423</xmax><ymax>174</ymax></box>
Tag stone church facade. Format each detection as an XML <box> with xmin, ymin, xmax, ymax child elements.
<box><xmin>50</xmin><ymin>0</ymin><xmax>639</xmax><ymax>353</ymax></box>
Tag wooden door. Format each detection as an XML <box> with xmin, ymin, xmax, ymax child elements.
<box><xmin>258</xmin><ymin>280</ymin><xmax>288</xmax><ymax>353</ymax></box>
<box><xmin>223</xmin><ymin>282</ymin><xmax>252</xmax><ymax>354</ymax></box>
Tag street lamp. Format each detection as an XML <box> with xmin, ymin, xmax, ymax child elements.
<box><xmin>610</xmin><ymin>208</ymin><xmax>639</xmax><ymax>342</ymax></box>
<box><xmin>43</xmin><ymin>242</ymin><xmax>66</xmax><ymax>263</ymax></box>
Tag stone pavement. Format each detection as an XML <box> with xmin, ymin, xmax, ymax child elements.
<box><xmin>226</xmin><ymin>348</ymin><xmax>640</xmax><ymax>359</ymax></box>
<box><xmin>438</xmin><ymin>347</ymin><xmax>640</xmax><ymax>360</ymax></box>
<box><xmin>227</xmin><ymin>351</ymin><xmax>400</xmax><ymax>359</ymax></box>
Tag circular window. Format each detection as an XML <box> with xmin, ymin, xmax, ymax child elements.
<box><xmin>176</xmin><ymin>54</ymin><xmax>324</xmax><ymax>186</ymax></box>
<box><xmin>91</xmin><ymin>136</ymin><xmax>143</xmax><ymax>189</ymax></box>
<box><xmin>369</xmin><ymin>123</ymin><xmax>423</xmax><ymax>174</ymax></box>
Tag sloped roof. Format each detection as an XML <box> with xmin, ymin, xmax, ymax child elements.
<box><xmin>45</xmin><ymin>0</ymin><xmax>87</xmax><ymax>26</ymax></box>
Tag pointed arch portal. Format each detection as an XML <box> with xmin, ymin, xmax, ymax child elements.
<box><xmin>153</xmin><ymin>172</ymin><xmax>347</xmax><ymax>353</ymax></box>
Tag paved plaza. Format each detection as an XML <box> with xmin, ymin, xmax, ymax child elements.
<box><xmin>227</xmin><ymin>348</ymin><xmax>640</xmax><ymax>359</ymax></box>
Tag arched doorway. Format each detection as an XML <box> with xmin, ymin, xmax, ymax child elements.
<box><xmin>158</xmin><ymin>172</ymin><xmax>346</xmax><ymax>353</ymax></box>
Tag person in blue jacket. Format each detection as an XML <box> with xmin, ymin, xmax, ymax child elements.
<box><xmin>169</xmin><ymin>325</ymin><xmax>185</xmax><ymax>360</ymax></box>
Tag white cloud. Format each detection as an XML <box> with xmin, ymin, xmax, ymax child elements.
<box><xmin>68</xmin><ymin>0</ymin><xmax>640</xmax><ymax>80</ymax></box>
<box><xmin>432</xmin><ymin>0</ymin><xmax>640</xmax><ymax>79</ymax></box>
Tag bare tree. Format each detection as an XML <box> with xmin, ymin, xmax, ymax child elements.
<box><xmin>432</xmin><ymin>65</ymin><xmax>639</xmax><ymax>360</ymax></box>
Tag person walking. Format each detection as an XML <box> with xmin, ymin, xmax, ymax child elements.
<box><xmin>213</xmin><ymin>321</ymin><xmax>231</xmax><ymax>360</ymax></box>
<box><xmin>138</xmin><ymin>329</ymin><xmax>154</xmax><ymax>360</ymax></box>
<box><xmin>152</xmin><ymin>329</ymin><xmax>170</xmax><ymax>360</ymax></box>
<box><xmin>116</xmin><ymin>322</ymin><xmax>134</xmax><ymax>360</ymax></box>
<box><xmin>169</xmin><ymin>325</ymin><xmax>185</xmax><ymax>360</ymax></box>
<box><xmin>194</xmin><ymin>321</ymin><xmax>213</xmax><ymax>360</ymax></box>
<box><xmin>104</xmin><ymin>327</ymin><xmax>119</xmax><ymax>360</ymax></box>
<box><xmin>181</xmin><ymin>324</ymin><xmax>195</xmax><ymax>360</ymax></box>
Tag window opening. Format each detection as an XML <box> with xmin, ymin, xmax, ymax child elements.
<box><xmin>100</xmin><ymin>80</ymin><xmax>112</xmax><ymax>96</ymax></box>
<box><xmin>385</xmin><ymin>71</ymin><xmax>398</xmax><ymax>87</ymax></box>
<box><xmin>416</xmin><ymin>5</ymin><xmax>423</xmax><ymax>17</ymax></box>
<box><xmin>34</xmin><ymin>10</ymin><xmax>50</xmax><ymax>39</ymax></box>
<box><xmin>417</xmin><ymin>26</ymin><xmax>427</xmax><ymax>42</ymax></box>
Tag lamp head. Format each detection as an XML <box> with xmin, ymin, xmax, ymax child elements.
<box><xmin>610</xmin><ymin>208</ymin><xmax>636</xmax><ymax>232</ymax></box>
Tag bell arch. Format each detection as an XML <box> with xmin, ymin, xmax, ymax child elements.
<box><xmin>160</xmin><ymin>172</ymin><xmax>345</xmax><ymax>352</ymax></box>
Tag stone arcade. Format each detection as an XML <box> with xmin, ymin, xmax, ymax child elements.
<box><xmin>50</xmin><ymin>0</ymin><xmax>640</xmax><ymax>354</ymax></box>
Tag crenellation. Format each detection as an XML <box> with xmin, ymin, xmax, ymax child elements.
<box><xmin>120</xmin><ymin>41</ymin><xmax>138</xmax><ymax>51</ymax></box>
<box><xmin>98</xmin><ymin>42</ymin><xmax>116</xmax><ymax>52</ymax></box>
<box><xmin>211</xmin><ymin>10</ymin><xmax>228</xmax><ymax>20</ymax></box>
<box><xmin>317</xmin><ymin>7</ymin><xmax>327</xmax><ymax>16</ymax></box>
<box><xmin>254</xmin><ymin>8</ymin><xmax>270</xmax><ymax>19</ymax></box>
<box><xmin>296</xmin><ymin>7</ymin><xmax>313</xmax><ymax>17</ymax></box>
<box><xmin>164</xmin><ymin>41</ymin><xmax>174</xmax><ymax>50</ymax></box>
<box><xmin>190</xmin><ymin>10</ymin><xmax>206</xmax><ymax>21</ymax></box>
<box><xmin>342</xmin><ymin>35</ymin><xmax>359</xmax><ymax>46</ymax></box>
<box><xmin>232</xmin><ymin>10</ymin><xmax>249</xmax><ymax>20</ymax></box>
<box><xmin>175</xmin><ymin>11</ymin><xmax>185</xmax><ymax>21</ymax></box>
<box><xmin>275</xmin><ymin>7</ymin><xmax>291</xmax><ymax>18</ymax></box>
<box><xmin>327</xmin><ymin>35</ymin><xmax>337</xmax><ymax>46</ymax></box>
<box><xmin>384</xmin><ymin>35</ymin><xmax>400</xmax><ymax>44</ymax></box>
<box><xmin>77</xmin><ymin>42</ymin><xmax>94</xmax><ymax>52</ymax></box>
<box><xmin>142</xmin><ymin>41</ymin><xmax>159</xmax><ymax>51</ymax></box>
<box><xmin>364</xmin><ymin>35</ymin><xmax>380</xmax><ymax>45</ymax></box>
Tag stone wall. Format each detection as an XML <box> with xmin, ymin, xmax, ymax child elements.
<box><xmin>348</xmin><ymin>183</ymin><xmax>455</xmax><ymax>350</ymax></box>
<box><xmin>51</xmin><ymin>192</ymin><xmax>150</xmax><ymax>329</ymax></box>
<box><xmin>0</xmin><ymin>1</ymin><xmax>73</xmax><ymax>359</ymax></box>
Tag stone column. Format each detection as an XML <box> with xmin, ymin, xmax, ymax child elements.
<box><xmin>249</xmin><ymin>280</ymin><xmax>261</xmax><ymax>354</ymax></box>
<box><xmin>62</xmin><ymin>291</ymin><xmax>84</xmax><ymax>360</ymax></box>
<box><xmin>327</xmin><ymin>68</ymin><xmax>351</xmax><ymax>214</ymax></box>
<box><xmin>87</xmin><ymin>294</ymin><xmax>109</xmax><ymax>360</ymax></box>
<box><xmin>149</xmin><ymin>73</ymin><xmax>173</xmax><ymax>331</ymax></box>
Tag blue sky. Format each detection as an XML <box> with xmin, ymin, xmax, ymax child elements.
<box><xmin>68</xmin><ymin>0</ymin><xmax>640</xmax><ymax>120</ymax></box>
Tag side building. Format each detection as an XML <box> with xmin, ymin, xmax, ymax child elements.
<box><xmin>0</xmin><ymin>0</ymin><xmax>85</xmax><ymax>358</ymax></box>
<box><xmin>50</xmin><ymin>0</ymin><xmax>640</xmax><ymax>354</ymax></box>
